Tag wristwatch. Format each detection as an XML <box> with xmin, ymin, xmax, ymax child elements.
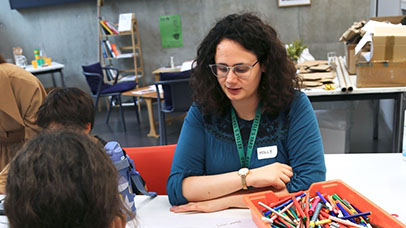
<box><xmin>238</xmin><ymin>168</ymin><xmax>250</xmax><ymax>190</ymax></box>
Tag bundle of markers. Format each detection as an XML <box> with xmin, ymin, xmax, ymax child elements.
<box><xmin>257</xmin><ymin>191</ymin><xmax>378</xmax><ymax>228</ymax></box>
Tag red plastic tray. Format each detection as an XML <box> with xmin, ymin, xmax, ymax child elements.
<box><xmin>243</xmin><ymin>180</ymin><xmax>406</xmax><ymax>228</ymax></box>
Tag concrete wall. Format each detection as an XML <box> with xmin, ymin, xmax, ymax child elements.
<box><xmin>0</xmin><ymin>0</ymin><xmax>369</xmax><ymax>90</ymax></box>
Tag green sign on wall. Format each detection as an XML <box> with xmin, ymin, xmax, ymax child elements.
<box><xmin>159</xmin><ymin>14</ymin><xmax>183</xmax><ymax>48</ymax></box>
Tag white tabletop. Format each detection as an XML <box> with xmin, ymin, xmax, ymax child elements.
<box><xmin>0</xmin><ymin>154</ymin><xmax>405</xmax><ymax>227</ymax></box>
<box><xmin>135</xmin><ymin>196</ymin><xmax>255</xmax><ymax>228</ymax></box>
<box><xmin>325</xmin><ymin>153</ymin><xmax>406</xmax><ymax>222</ymax></box>
<box><xmin>134</xmin><ymin>153</ymin><xmax>406</xmax><ymax>228</ymax></box>
<box><xmin>25</xmin><ymin>62</ymin><xmax>64</xmax><ymax>73</ymax></box>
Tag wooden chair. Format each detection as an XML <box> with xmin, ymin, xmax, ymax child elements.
<box><xmin>124</xmin><ymin>144</ymin><xmax>176</xmax><ymax>195</ymax></box>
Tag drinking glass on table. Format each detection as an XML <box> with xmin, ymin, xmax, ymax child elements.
<box><xmin>327</xmin><ymin>51</ymin><xmax>337</xmax><ymax>66</ymax></box>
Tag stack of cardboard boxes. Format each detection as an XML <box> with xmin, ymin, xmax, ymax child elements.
<box><xmin>343</xmin><ymin>16</ymin><xmax>406</xmax><ymax>88</ymax></box>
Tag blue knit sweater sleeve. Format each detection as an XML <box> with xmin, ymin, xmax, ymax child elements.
<box><xmin>285</xmin><ymin>92</ymin><xmax>326</xmax><ymax>192</ymax></box>
<box><xmin>167</xmin><ymin>105</ymin><xmax>206</xmax><ymax>205</ymax></box>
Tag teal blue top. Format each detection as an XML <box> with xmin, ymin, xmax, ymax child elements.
<box><xmin>167</xmin><ymin>91</ymin><xmax>326</xmax><ymax>205</ymax></box>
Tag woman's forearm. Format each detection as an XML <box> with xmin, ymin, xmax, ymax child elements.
<box><xmin>182</xmin><ymin>171</ymin><xmax>243</xmax><ymax>202</ymax></box>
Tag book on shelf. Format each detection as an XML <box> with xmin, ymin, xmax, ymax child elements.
<box><xmin>99</xmin><ymin>20</ymin><xmax>114</xmax><ymax>35</ymax></box>
<box><xmin>115</xmin><ymin>53</ymin><xmax>134</xmax><ymax>59</ymax></box>
<box><xmin>104</xmin><ymin>20</ymin><xmax>119</xmax><ymax>35</ymax></box>
<box><xmin>104</xmin><ymin>40</ymin><xmax>115</xmax><ymax>58</ymax></box>
<box><xmin>101</xmin><ymin>40</ymin><xmax>108</xmax><ymax>58</ymax></box>
<box><xmin>100</xmin><ymin>24</ymin><xmax>109</xmax><ymax>35</ymax></box>
<box><xmin>110</xmin><ymin>43</ymin><xmax>121</xmax><ymax>57</ymax></box>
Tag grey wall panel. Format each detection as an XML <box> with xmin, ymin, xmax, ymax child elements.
<box><xmin>0</xmin><ymin>0</ymin><xmax>370</xmax><ymax>89</ymax></box>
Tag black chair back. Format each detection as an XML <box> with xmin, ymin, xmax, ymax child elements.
<box><xmin>154</xmin><ymin>73</ymin><xmax>193</xmax><ymax>145</ymax></box>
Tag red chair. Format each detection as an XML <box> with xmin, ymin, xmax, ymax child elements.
<box><xmin>124</xmin><ymin>144</ymin><xmax>176</xmax><ymax>195</ymax></box>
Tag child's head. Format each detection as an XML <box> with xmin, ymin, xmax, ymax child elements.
<box><xmin>5</xmin><ymin>130</ymin><xmax>131</xmax><ymax>228</ymax></box>
<box><xmin>35</xmin><ymin>87</ymin><xmax>95</xmax><ymax>133</ymax></box>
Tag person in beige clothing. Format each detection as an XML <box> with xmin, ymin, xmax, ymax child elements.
<box><xmin>0</xmin><ymin>54</ymin><xmax>47</xmax><ymax>193</ymax></box>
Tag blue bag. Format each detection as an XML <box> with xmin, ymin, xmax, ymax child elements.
<box><xmin>104</xmin><ymin>142</ymin><xmax>157</xmax><ymax>216</ymax></box>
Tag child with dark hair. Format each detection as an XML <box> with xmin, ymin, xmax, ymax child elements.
<box><xmin>0</xmin><ymin>87</ymin><xmax>96</xmax><ymax>192</ymax></box>
<box><xmin>35</xmin><ymin>87</ymin><xmax>96</xmax><ymax>134</ymax></box>
<box><xmin>34</xmin><ymin>87</ymin><xmax>148</xmax><ymax>200</ymax></box>
<box><xmin>4</xmin><ymin>130</ymin><xmax>134</xmax><ymax>228</ymax></box>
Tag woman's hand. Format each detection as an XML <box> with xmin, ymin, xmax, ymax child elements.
<box><xmin>170</xmin><ymin>195</ymin><xmax>246</xmax><ymax>213</ymax></box>
<box><xmin>247</xmin><ymin>162</ymin><xmax>293</xmax><ymax>190</ymax></box>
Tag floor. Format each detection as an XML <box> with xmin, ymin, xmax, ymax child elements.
<box><xmin>92</xmin><ymin>99</ymin><xmax>394</xmax><ymax>152</ymax></box>
<box><xmin>92</xmin><ymin>100</ymin><xmax>183</xmax><ymax>147</ymax></box>
<box><xmin>313</xmin><ymin>100</ymin><xmax>393</xmax><ymax>153</ymax></box>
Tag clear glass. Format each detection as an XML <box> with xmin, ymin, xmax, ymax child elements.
<box><xmin>15</xmin><ymin>55</ymin><xmax>27</xmax><ymax>69</ymax></box>
<box><xmin>327</xmin><ymin>51</ymin><xmax>337</xmax><ymax>66</ymax></box>
<box><xmin>209</xmin><ymin>60</ymin><xmax>258</xmax><ymax>79</ymax></box>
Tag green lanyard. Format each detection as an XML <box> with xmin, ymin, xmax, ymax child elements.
<box><xmin>231</xmin><ymin>104</ymin><xmax>261</xmax><ymax>168</ymax></box>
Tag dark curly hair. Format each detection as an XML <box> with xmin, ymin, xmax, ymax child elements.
<box><xmin>4</xmin><ymin>130</ymin><xmax>133</xmax><ymax>228</ymax></box>
<box><xmin>191</xmin><ymin>13</ymin><xmax>301</xmax><ymax>116</ymax></box>
<box><xmin>35</xmin><ymin>87</ymin><xmax>95</xmax><ymax>130</ymax></box>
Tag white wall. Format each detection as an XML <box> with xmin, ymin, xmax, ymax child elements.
<box><xmin>378</xmin><ymin>0</ymin><xmax>402</xmax><ymax>16</ymax></box>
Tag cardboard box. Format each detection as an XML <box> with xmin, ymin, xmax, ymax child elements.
<box><xmin>345</xmin><ymin>43</ymin><xmax>357</xmax><ymax>74</ymax></box>
<box><xmin>366</xmin><ymin>16</ymin><xmax>406</xmax><ymax>61</ymax></box>
<box><xmin>370</xmin><ymin>16</ymin><xmax>406</xmax><ymax>25</ymax></box>
<box><xmin>372</xmin><ymin>26</ymin><xmax>406</xmax><ymax>61</ymax></box>
<box><xmin>344</xmin><ymin>16</ymin><xmax>406</xmax><ymax>74</ymax></box>
<box><xmin>244</xmin><ymin>180</ymin><xmax>406</xmax><ymax>228</ymax></box>
<box><xmin>356</xmin><ymin>61</ymin><xmax>406</xmax><ymax>87</ymax></box>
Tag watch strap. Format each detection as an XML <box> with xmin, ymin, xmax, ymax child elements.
<box><xmin>240</xmin><ymin>175</ymin><xmax>248</xmax><ymax>190</ymax></box>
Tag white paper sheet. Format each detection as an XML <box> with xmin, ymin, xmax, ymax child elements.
<box><xmin>118</xmin><ymin>13</ymin><xmax>134</xmax><ymax>32</ymax></box>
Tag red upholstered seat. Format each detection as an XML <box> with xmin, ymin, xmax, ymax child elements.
<box><xmin>124</xmin><ymin>144</ymin><xmax>176</xmax><ymax>195</ymax></box>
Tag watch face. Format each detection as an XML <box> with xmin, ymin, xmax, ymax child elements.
<box><xmin>239</xmin><ymin>168</ymin><xmax>249</xmax><ymax>175</ymax></box>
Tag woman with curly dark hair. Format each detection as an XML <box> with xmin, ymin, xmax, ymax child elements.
<box><xmin>4</xmin><ymin>130</ymin><xmax>134</xmax><ymax>228</ymax></box>
<box><xmin>167</xmin><ymin>13</ymin><xmax>325</xmax><ymax>212</ymax></box>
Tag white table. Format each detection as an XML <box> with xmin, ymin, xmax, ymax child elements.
<box><xmin>0</xmin><ymin>154</ymin><xmax>404</xmax><ymax>227</ymax></box>
<box><xmin>306</xmin><ymin>75</ymin><xmax>406</xmax><ymax>152</ymax></box>
<box><xmin>135</xmin><ymin>196</ymin><xmax>255</xmax><ymax>228</ymax></box>
<box><xmin>134</xmin><ymin>153</ymin><xmax>406</xmax><ymax>228</ymax></box>
<box><xmin>325</xmin><ymin>153</ymin><xmax>406</xmax><ymax>223</ymax></box>
<box><xmin>25</xmin><ymin>62</ymin><xmax>66</xmax><ymax>88</ymax></box>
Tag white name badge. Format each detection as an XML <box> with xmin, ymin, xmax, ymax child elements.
<box><xmin>257</xmin><ymin>145</ymin><xmax>277</xmax><ymax>160</ymax></box>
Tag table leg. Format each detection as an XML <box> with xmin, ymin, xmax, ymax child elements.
<box><xmin>401</xmin><ymin>93</ymin><xmax>406</xmax><ymax>152</ymax></box>
<box><xmin>372</xmin><ymin>100</ymin><xmax>379</xmax><ymax>140</ymax></box>
<box><xmin>51</xmin><ymin>72</ymin><xmax>56</xmax><ymax>87</ymax></box>
<box><xmin>393</xmin><ymin>93</ymin><xmax>405</xmax><ymax>152</ymax></box>
<box><xmin>145</xmin><ymin>98</ymin><xmax>159</xmax><ymax>138</ymax></box>
<box><xmin>60</xmin><ymin>70</ymin><xmax>66</xmax><ymax>88</ymax></box>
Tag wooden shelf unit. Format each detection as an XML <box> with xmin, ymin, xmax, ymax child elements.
<box><xmin>97</xmin><ymin>1</ymin><xmax>144</xmax><ymax>86</ymax></box>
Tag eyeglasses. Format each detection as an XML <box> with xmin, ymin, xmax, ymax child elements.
<box><xmin>209</xmin><ymin>60</ymin><xmax>259</xmax><ymax>79</ymax></box>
